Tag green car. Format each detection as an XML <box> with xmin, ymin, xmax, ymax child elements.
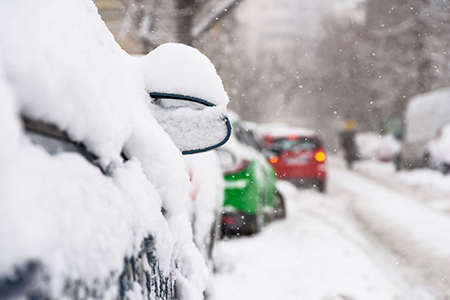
<box><xmin>216</xmin><ymin>112</ymin><xmax>285</xmax><ymax>236</ymax></box>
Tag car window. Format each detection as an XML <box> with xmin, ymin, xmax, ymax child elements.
<box><xmin>271</xmin><ymin>137</ymin><xmax>320</xmax><ymax>151</ymax></box>
<box><xmin>234</xmin><ymin>123</ymin><xmax>262</xmax><ymax>151</ymax></box>
<box><xmin>24</xmin><ymin>119</ymin><xmax>105</xmax><ymax>173</ymax></box>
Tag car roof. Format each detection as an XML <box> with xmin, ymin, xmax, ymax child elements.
<box><xmin>261</xmin><ymin>126</ymin><xmax>317</xmax><ymax>139</ymax></box>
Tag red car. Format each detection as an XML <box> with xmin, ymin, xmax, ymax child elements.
<box><xmin>263</xmin><ymin>130</ymin><xmax>328</xmax><ymax>192</ymax></box>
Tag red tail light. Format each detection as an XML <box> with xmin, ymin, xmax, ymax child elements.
<box><xmin>222</xmin><ymin>216</ymin><xmax>237</xmax><ymax>225</ymax></box>
<box><xmin>315</xmin><ymin>151</ymin><xmax>326</xmax><ymax>162</ymax></box>
<box><xmin>269</xmin><ymin>156</ymin><xmax>279</xmax><ymax>164</ymax></box>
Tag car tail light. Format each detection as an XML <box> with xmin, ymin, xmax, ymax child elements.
<box><xmin>315</xmin><ymin>151</ymin><xmax>326</xmax><ymax>162</ymax></box>
<box><xmin>222</xmin><ymin>215</ymin><xmax>237</xmax><ymax>225</ymax></box>
<box><xmin>269</xmin><ymin>155</ymin><xmax>279</xmax><ymax>164</ymax></box>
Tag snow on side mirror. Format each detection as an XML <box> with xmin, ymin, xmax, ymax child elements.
<box><xmin>149</xmin><ymin>92</ymin><xmax>231</xmax><ymax>155</ymax></box>
<box><xmin>142</xmin><ymin>43</ymin><xmax>231</xmax><ymax>154</ymax></box>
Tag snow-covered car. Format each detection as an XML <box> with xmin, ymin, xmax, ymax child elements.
<box><xmin>425</xmin><ymin>124</ymin><xmax>450</xmax><ymax>174</ymax></box>
<box><xmin>397</xmin><ymin>87</ymin><xmax>450</xmax><ymax>170</ymax></box>
<box><xmin>355</xmin><ymin>132</ymin><xmax>401</xmax><ymax>162</ymax></box>
<box><xmin>184</xmin><ymin>152</ymin><xmax>224</xmax><ymax>267</ymax></box>
<box><xmin>257</xmin><ymin>124</ymin><xmax>328</xmax><ymax>193</ymax></box>
<box><xmin>217</xmin><ymin>112</ymin><xmax>285</xmax><ymax>237</ymax></box>
<box><xmin>0</xmin><ymin>1</ymin><xmax>230</xmax><ymax>299</ymax></box>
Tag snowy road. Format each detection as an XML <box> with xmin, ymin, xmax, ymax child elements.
<box><xmin>209</xmin><ymin>159</ymin><xmax>450</xmax><ymax>300</ymax></box>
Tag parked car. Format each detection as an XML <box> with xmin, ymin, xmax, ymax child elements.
<box><xmin>260</xmin><ymin>125</ymin><xmax>328</xmax><ymax>193</ymax></box>
<box><xmin>0</xmin><ymin>0</ymin><xmax>230</xmax><ymax>299</ymax></box>
<box><xmin>184</xmin><ymin>151</ymin><xmax>224</xmax><ymax>267</ymax></box>
<box><xmin>355</xmin><ymin>132</ymin><xmax>401</xmax><ymax>162</ymax></box>
<box><xmin>425</xmin><ymin>124</ymin><xmax>450</xmax><ymax>174</ymax></box>
<box><xmin>217</xmin><ymin>112</ymin><xmax>285</xmax><ymax>237</ymax></box>
<box><xmin>396</xmin><ymin>87</ymin><xmax>450</xmax><ymax>170</ymax></box>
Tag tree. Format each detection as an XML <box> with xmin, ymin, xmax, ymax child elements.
<box><xmin>313</xmin><ymin>0</ymin><xmax>450</xmax><ymax>131</ymax></box>
<box><xmin>119</xmin><ymin>0</ymin><xmax>243</xmax><ymax>50</ymax></box>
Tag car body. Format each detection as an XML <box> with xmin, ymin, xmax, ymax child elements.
<box><xmin>0</xmin><ymin>0</ymin><xmax>230</xmax><ymax>299</ymax></box>
<box><xmin>397</xmin><ymin>87</ymin><xmax>450</xmax><ymax>170</ymax></box>
<box><xmin>217</xmin><ymin>112</ymin><xmax>284</xmax><ymax>237</ymax></box>
<box><xmin>355</xmin><ymin>132</ymin><xmax>401</xmax><ymax>162</ymax></box>
<box><xmin>184</xmin><ymin>151</ymin><xmax>224</xmax><ymax>266</ymax></box>
<box><xmin>425</xmin><ymin>124</ymin><xmax>450</xmax><ymax>174</ymax></box>
<box><xmin>260</xmin><ymin>126</ymin><xmax>328</xmax><ymax>192</ymax></box>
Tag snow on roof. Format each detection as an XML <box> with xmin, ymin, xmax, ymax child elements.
<box><xmin>255</xmin><ymin>123</ymin><xmax>317</xmax><ymax>139</ymax></box>
<box><xmin>355</xmin><ymin>132</ymin><xmax>401</xmax><ymax>160</ymax></box>
<box><xmin>406</xmin><ymin>87</ymin><xmax>450</xmax><ymax>142</ymax></box>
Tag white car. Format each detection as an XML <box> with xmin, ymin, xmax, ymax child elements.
<box><xmin>398</xmin><ymin>87</ymin><xmax>450</xmax><ymax>169</ymax></box>
<box><xmin>0</xmin><ymin>0</ymin><xmax>230</xmax><ymax>299</ymax></box>
<box><xmin>426</xmin><ymin>124</ymin><xmax>450</xmax><ymax>174</ymax></box>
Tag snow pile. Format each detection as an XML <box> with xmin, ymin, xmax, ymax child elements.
<box><xmin>184</xmin><ymin>152</ymin><xmax>224</xmax><ymax>265</ymax></box>
<box><xmin>356</xmin><ymin>132</ymin><xmax>400</xmax><ymax>161</ymax></box>
<box><xmin>426</xmin><ymin>124</ymin><xmax>450</xmax><ymax>167</ymax></box>
<box><xmin>143</xmin><ymin>43</ymin><xmax>229</xmax><ymax>106</ymax></box>
<box><xmin>0</xmin><ymin>0</ymin><xmax>229</xmax><ymax>298</ymax></box>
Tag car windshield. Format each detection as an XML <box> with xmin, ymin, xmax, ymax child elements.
<box><xmin>271</xmin><ymin>137</ymin><xmax>319</xmax><ymax>151</ymax></box>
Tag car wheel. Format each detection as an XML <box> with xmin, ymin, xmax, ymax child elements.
<box><xmin>246</xmin><ymin>213</ymin><xmax>263</xmax><ymax>236</ymax></box>
<box><xmin>394</xmin><ymin>153</ymin><xmax>402</xmax><ymax>171</ymax></box>
<box><xmin>316</xmin><ymin>180</ymin><xmax>326</xmax><ymax>193</ymax></box>
<box><xmin>273</xmin><ymin>190</ymin><xmax>286</xmax><ymax>220</ymax></box>
<box><xmin>442</xmin><ymin>163</ymin><xmax>450</xmax><ymax>175</ymax></box>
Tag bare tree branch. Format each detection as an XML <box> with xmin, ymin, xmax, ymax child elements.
<box><xmin>192</xmin><ymin>0</ymin><xmax>242</xmax><ymax>39</ymax></box>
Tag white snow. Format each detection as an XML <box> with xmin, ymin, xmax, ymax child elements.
<box><xmin>0</xmin><ymin>0</ymin><xmax>229</xmax><ymax>298</ymax></box>
<box><xmin>210</xmin><ymin>181</ymin><xmax>399</xmax><ymax>300</ymax></box>
<box><xmin>184</xmin><ymin>152</ymin><xmax>224</xmax><ymax>264</ymax></box>
<box><xmin>405</xmin><ymin>87</ymin><xmax>450</xmax><ymax>143</ymax></box>
<box><xmin>335</xmin><ymin>167</ymin><xmax>450</xmax><ymax>259</ymax></box>
<box><xmin>209</xmin><ymin>159</ymin><xmax>450</xmax><ymax>300</ymax></box>
<box><xmin>355</xmin><ymin>132</ymin><xmax>401</xmax><ymax>161</ymax></box>
<box><xmin>150</xmin><ymin>105</ymin><xmax>229</xmax><ymax>153</ymax></box>
<box><xmin>252</xmin><ymin>122</ymin><xmax>317</xmax><ymax>140</ymax></box>
<box><xmin>142</xmin><ymin>43</ymin><xmax>229</xmax><ymax>106</ymax></box>
<box><xmin>352</xmin><ymin>160</ymin><xmax>450</xmax><ymax>212</ymax></box>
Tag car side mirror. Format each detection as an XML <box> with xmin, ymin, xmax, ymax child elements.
<box><xmin>149</xmin><ymin>92</ymin><xmax>231</xmax><ymax>155</ymax></box>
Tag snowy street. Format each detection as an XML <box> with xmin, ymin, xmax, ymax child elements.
<box><xmin>209</xmin><ymin>158</ymin><xmax>450</xmax><ymax>300</ymax></box>
<box><xmin>3</xmin><ymin>1</ymin><xmax>450</xmax><ymax>299</ymax></box>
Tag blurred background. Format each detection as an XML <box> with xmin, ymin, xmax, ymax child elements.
<box><xmin>94</xmin><ymin>0</ymin><xmax>450</xmax><ymax>149</ymax></box>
